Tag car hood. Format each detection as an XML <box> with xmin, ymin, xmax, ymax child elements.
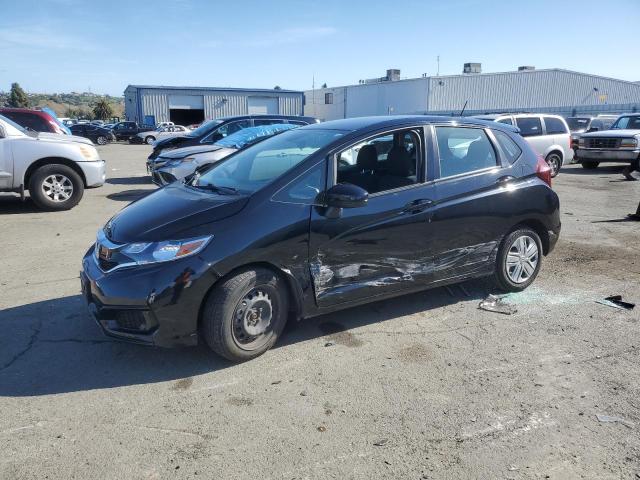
<box><xmin>158</xmin><ymin>144</ymin><xmax>225</xmax><ymax>159</ymax></box>
<box><xmin>106</xmin><ymin>182</ymin><xmax>249</xmax><ymax>243</ymax></box>
<box><xmin>580</xmin><ymin>129</ymin><xmax>640</xmax><ymax>138</ymax></box>
<box><xmin>153</xmin><ymin>135</ymin><xmax>192</xmax><ymax>150</ymax></box>
<box><xmin>38</xmin><ymin>132</ymin><xmax>94</xmax><ymax>145</ymax></box>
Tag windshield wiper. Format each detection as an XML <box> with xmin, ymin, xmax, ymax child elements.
<box><xmin>192</xmin><ymin>182</ymin><xmax>238</xmax><ymax>195</ymax></box>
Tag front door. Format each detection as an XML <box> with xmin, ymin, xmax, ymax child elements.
<box><xmin>309</xmin><ymin>126</ymin><xmax>439</xmax><ymax>307</ymax></box>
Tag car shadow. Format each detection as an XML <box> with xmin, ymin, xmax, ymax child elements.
<box><xmin>0</xmin><ymin>280</ymin><xmax>491</xmax><ymax>397</ymax></box>
<box><xmin>106</xmin><ymin>189</ymin><xmax>154</xmax><ymax>202</ymax></box>
<box><xmin>0</xmin><ymin>195</ymin><xmax>41</xmax><ymax>214</ymax></box>
<box><xmin>106</xmin><ymin>176</ymin><xmax>152</xmax><ymax>186</ymax></box>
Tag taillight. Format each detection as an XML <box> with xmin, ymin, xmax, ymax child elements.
<box><xmin>536</xmin><ymin>155</ymin><xmax>552</xmax><ymax>187</ymax></box>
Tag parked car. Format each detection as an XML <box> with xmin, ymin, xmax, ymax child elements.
<box><xmin>156</xmin><ymin>122</ymin><xmax>174</xmax><ymax>129</ymax></box>
<box><xmin>91</xmin><ymin>120</ymin><xmax>105</xmax><ymax>126</ymax></box>
<box><xmin>474</xmin><ymin>113</ymin><xmax>573</xmax><ymax>177</ymax></box>
<box><xmin>0</xmin><ymin>114</ymin><xmax>105</xmax><ymax>210</ymax></box>
<box><xmin>566</xmin><ymin>115</ymin><xmax>618</xmax><ymax>152</ymax></box>
<box><xmin>133</xmin><ymin>125</ymin><xmax>191</xmax><ymax>145</ymax></box>
<box><xmin>81</xmin><ymin>115</ymin><xmax>559</xmax><ymax>362</ymax></box>
<box><xmin>149</xmin><ymin>123</ymin><xmax>298</xmax><ymax>185</ymax></box>
<box><xmin>70</xmin><ymin>123</ymin><xmax>117</xmax><ymax>145</ymax></box>
<box><xmin>575</xmin><ymin>113</ymin><xmax>640</xmax><ymax>169</ymax></box>
<box><xmin>111</xmin><ymin>121</ymin><xmax>155</xmax><ymax>141</ymax></box>
<box><xmin>147</xmin><ymin>115</ymin><xmax>320</xmax><ymax>161</ymax></box>
<box><xmin>0</xmin><ymin>107</ymin><xmax>68</xmax><ymax>135</ymax></box>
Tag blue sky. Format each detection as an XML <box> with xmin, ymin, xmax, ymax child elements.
<box><xmin>1</xmin><ymin>0</ymin><xmax>639</xmax><ymax>96</ymax></box>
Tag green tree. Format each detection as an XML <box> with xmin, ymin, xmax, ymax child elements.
<box><xmin>273</xmin><ymin>85</ymin><xmax>282</xmax><ymax>90</ymax></box>
<box><xmin>7</xmin><ymin>82</ymin><xmax>29</xmax><ymax>108</ymax></box>
<box><xmin>92</xmin><ymin>98</ymin><xmax>113</xmax><ymax>120</ymax></box>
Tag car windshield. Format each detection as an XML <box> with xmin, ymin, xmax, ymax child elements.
<box><xmin>214</xmin><ymin>124</ymin><xmax>298</xmax><ymax>150</ymax></box>
<box><xmin>0</xmin><ymin>113</ymin><xmax>35</xmax><ymax>136</ymax></box>
<box><xmin>611</xmin><ymin>116</ymin><xmax>640</xmax><ymax>130</ymax></box>
<box><xmin>566</xmin><ymin>117</ymin><xmax>591</xmax><ymax>131</ymax></box>
<box><xmin>186</xmin><ymin>119</ymin><xmax>224</xmax><ymax>137</ymax></box>
<box><xmin>192</xmin><ymin>128</ymin><xmax>344</xmax><ymax>194</ymax></box>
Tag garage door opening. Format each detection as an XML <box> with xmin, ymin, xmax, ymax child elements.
<box><xmin>169</xmin><ymin>108</ymin><xmax>205</xmax><ymax>126</ymax></box>
<box><xmin>248</xmin><ymin>96</ymin><xmax>279</xmax><ymax>115</ymax></box>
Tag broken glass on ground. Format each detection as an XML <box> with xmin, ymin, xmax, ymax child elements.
<box><xmin>478</xmin><ymin>294</ymin><xmax>517</xmax><ymax>315</ymax></box>
<box><xmin>596</xmin><ymin>414</ymin><xmax>635</xmax><ymax>428</ymax></box>
<box><xmin>595</xmin><ymin>295</ymin><xmax>635</xmax><ymax>311</ymax></box>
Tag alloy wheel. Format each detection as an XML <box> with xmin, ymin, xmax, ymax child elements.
<box><xmin>41</xmin><ymin>174</ymin><xmax>73</xmax><ymax>202</ymax></box>
<box><xmin>505</xmin><ymin>235</ymin><xmax>539</xmax><ymax>284</ymax></box>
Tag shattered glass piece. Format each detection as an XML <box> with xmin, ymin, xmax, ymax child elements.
<box><xmin>478</xmin><ymin>294</ymin><xmax>517</xmax><ymax>315</ymax></box>
<box><xmin>596</xmin><ymin>414</ymin><xmax>635</xmax><ymax>428</ymax></box>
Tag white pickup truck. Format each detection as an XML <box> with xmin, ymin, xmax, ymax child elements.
<box><xmin>0</xmin><ymin>114</ymin><xmax>106</xmax><ymax>210</ymax></box>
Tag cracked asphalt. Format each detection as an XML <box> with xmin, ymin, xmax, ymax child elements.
<box><xmin>1</xmin><ymin>144</ymin><xmax>639</xmax><ymax>479</ymax></box>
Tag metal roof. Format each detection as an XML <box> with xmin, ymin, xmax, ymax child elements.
<box><xmin>125</xmin><ymin>85</ymin><xmax>302</xmax><ymax>94</ymax></box>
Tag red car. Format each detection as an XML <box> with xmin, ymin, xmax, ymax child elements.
<box><xmin>0</xmin><ymin>108</ymin><xmax>68</xmax><ymax>135</ymax></box>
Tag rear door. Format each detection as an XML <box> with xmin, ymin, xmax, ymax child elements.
<box><xmin>542</xmin><ymin>116</ymin><xmax>572</xmax><ymax>161</ymax></box>
<box><xmin>515</xmin><ymin>116</ymin><xmax>546</xmax><ymax>155</ymax></box>
<box><xmin>430</xmin><ymin>125</ymin><xmax>514</xmax><ymax>282</ymax></box>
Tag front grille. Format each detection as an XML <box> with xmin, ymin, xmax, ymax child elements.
<box><xmin>115</xmin><ymin>310</ymin><xmax>147</xmax><ymax>331</ymax></box>
<box><xmin>94</xmin><ymin>235</ymin><xmax>136</xmax><ymax>273</ymax></box>
<box><xmin>586</xmin><ymin>137</ymin><xmax>620</xmax><ymax>149</ymax></box>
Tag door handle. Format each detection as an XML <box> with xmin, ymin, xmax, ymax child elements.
<box><xmin>403</xmin><ymin>198</ymin><xmax>434</xmax><ymax>214</ymax></box>
<box><xmin>495</xmin><ymin>175</ymin><xmax>515</xmax><ymax>185</ymax></box>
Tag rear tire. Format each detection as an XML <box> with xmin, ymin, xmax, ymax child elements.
<box><xmin>494</xmin><ymin>228</ymin><xmax>543</xmax><ymax>292</ymax></box>
<box><xmin>202</xmin><ymin>267</ymin><xmax>289</xmax><ymax>362</ymax></box>
<box><xmin>581</xmin><ymin>161</ymin><xmax>599</xmax><ymax>170</ymax></box>
<box><xmin>545</xmin><ymin>152</ymin><xmax>562</xmax><ymax>178</ymax></box>
<box><xmin>28</xmin><ymin>164</ymin><xmax>84</xmax><ymax>211</ymax></box>
<box><xmin>96</xmin><ymin>135</ymin><xmax>107</xmax><ymax>145</ymax></box>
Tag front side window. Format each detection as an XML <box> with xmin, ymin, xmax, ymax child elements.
<box><xmin>493</xmin><ymin>130</ymin><xmax>522</xmax><ymax>164</ymax></box>
<box><xmin>203</xmin><ymin>120</ymin><xmax>251</xmax><ymax>143</ymax></box>
<box><xmin>436</xmin><ymin>127</ymin><xmax>497</xmax><ymax>178</ymax></box>
<box><xmin>194</xmin><ymin>128</ymin><xmax>343</xmax><ymax>194</ymax></box>
<box><xmin>516</xmin><ymin>117</ymin><xmax>543</xmax><ymax>137</ymax></box>
<box><xmin>336</xmin><ymin>128</ymin><xmax>420</xmax><ymax>195</ymax></box>
<box><xmin>544</xmin><ymin>117</ymin><xmax>568</xmax><ymax>134</ymax></box>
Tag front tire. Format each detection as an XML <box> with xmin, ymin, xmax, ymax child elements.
<box><xmin>545</xmin><ymin>152</ymin><xmax>562</xmax><ymax>178</ymax></box>
<box><xmin>145</xmin><ymin>136</ymin><xmax>155</xmax><ymax>145</ymax></box>
<box><xmin>28</xmin><ymin>164</ymin><xmax>84</xmax><ymax>211</ymax></box>
<box><xmin>96</xmin><ymin>135</ymin><xmax>107</xmax><ymax>145</ymax></box>
<box><xmin>581</xmin><ymin>161</ymin><xmax>599</xmax><ymax>170</ymax></box>
<box><xmin>202</xmin><ymin>268</ymin><xmax>289</xmax><ymax>362</ymax></box>
<box><xmin>494</xmin><ymin>228</ymin><xmax>543</xmax><ymax>292</ymax></box>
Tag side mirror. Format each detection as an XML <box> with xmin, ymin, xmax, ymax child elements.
<box><xmin>325</xmin><ymin>183</ymin><xmax>368</xmax><ymax>208</ymax></box>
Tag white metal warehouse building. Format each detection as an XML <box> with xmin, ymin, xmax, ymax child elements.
<box><xmin>124</xmin><ymin>85</ymin><xmax>304</xmax><ymax>126</ymax></box>
<box><xmin>304</xmin><ymin>66</ymin><xmax>640</xmax><ymax>121</ymax></box>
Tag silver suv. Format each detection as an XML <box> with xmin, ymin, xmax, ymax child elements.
<box><xmin>576</xmin><ymin>114</ymin><xmax>640</xmax><ymax>170</ymax></box>
<box><xmin>0</xmin><ymin>114</ymin><xmax>105</xmax><ymax>210</ymax></box>
<box><xmin>475</xmin><ymin>113</ymin><xmax>573</xmax><ymax>177</ymax></box>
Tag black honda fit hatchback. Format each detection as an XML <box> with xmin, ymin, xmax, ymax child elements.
<box><xmin>81</xmin><ymin>116</ymin><xmax>560</xmax><ymax>362</ymax></box>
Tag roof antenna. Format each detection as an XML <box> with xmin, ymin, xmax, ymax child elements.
<box><xmin>459</xmin><ymin>100</ymin><xmax>468</xmax><ymax>117</ymax></box>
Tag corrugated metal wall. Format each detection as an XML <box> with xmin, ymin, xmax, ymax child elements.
<box><xmin>304</xmin><ymin>69</ymin><xmax>640</xmax><ymax>120</ymax></box>
<box><xmin>127</xmin><ymin>87</ymin><xmax>303</xmax><ymax>123</ymax></box>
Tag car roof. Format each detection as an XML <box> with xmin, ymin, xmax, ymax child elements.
<box><xmin>302</xmin><ymin>115</ymin><xmax>520</xmax><ymax>133</ymax></box>
<box><xmin>0</xmin><ymin>107</ymin><xmax>53</xmax><ymax>119</ymax></box>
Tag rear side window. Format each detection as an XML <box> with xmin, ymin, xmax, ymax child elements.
<box><xmin>516</xmin><ymin>117</ymin><xmax>542</xmax><ymax>137</ymax></box>
<box><xmin>497</xmin><ymin>118</ymin><xmax>513</xmax><ymax>126</ymax></box>
<box><xmin>436</xmin><ymin>127</ymin><xmax>497</xmax><ymax>178</ymax></box>
<box><xmin>544</xmin><ymin>117</ymin><xmax>568</xmax><ymax>134</ymax></box>
<box><xmin>492</xmin><ymin>130</ymin><xmax>522</xmax><ymax>164</ymax></box>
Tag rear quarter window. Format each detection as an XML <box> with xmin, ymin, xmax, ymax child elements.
<box><xmin>544</xmin><ymin>117</ymin><xmax>568</xmax><ymax>134</ymax></box>
<box><xmin>492</xmin><ymin>130</ymin><xmax>522</xmax><ymax>164</ymax></box>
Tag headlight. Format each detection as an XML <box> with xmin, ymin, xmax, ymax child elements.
<box><xmin>620</xmin><ymin>138</ymin><xmax>638</xmax><ymax>148</ymax></box>
<box><xmin>121</xmin><ymin>236</ymin><xmax>212</xmax><ymax>265</ymax></box>
<box><xmin>78</xmin><ymin>145</ymin><xmax>99</xmax><ymax>160</ymax></box>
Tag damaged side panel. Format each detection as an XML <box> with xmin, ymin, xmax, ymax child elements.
<box><xmin>310</xmin><ymin>241</ymin><xmax>498</xmax><ymax>305</ymax></box>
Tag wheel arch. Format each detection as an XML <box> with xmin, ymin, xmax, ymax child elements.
<box><xmin>545</xmin><ymin>147</ymin><xmax>564</xmax><ymax>163</ymax></box>
<box><xmin>510</xmin><ymin>220</ymin><xmax>551</xmax><ymax>255</ymax></box>
<box><xmin>24</xmin><ymin>157</ymin><xmax>88</xmax><ymax>189</ymax></box>
<box><xmin>197</xmin><ymin>261</ymin><xmax>305</xmax><ymax>333</ymax></box>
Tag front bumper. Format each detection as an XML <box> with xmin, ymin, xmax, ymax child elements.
<box><xmin>81</xmin><ymin>246</ymin><xmax>219</xmax><ymax>347</ymax></box>
<box><xmin>78</xmin><ymin>160</ymin><xmax>106</xmax><ymax>187</ymax></box>
<box><xmin>576</xmin><ymin>148</ymin><xmax>640</xmax><ymax>162</ymax></box>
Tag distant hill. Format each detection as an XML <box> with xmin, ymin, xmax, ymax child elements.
<box><xmin>0</xmin><ymin>91</ymin><xmax>124</xmax><ymax>120</ymax></box>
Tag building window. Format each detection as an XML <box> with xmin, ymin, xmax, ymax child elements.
<box><xmin>324</xmin><ymin>93</ymin><xmax>333</xmax><ymax>105</ymax></box>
